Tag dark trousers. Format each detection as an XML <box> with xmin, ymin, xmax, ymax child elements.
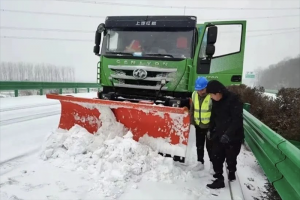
<box><xmin>195</xmin><ymin>126</ymin><xmax>213</xmax><ymax>164</ymax></box>
<box><xmin>211</xmin><ymin>140</ymin><xmax>242</xmax><ymax>180</ymax></box>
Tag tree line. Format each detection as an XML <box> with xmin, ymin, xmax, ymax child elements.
<box><xmin>255</xmin><ymin>54</ymin><xmax>300</xmax><ymax>89</ymax></box>
<box><xmin>0</xmin><ymin>62</ymin><xmax>75</xmax><ymax>82</ymax></box>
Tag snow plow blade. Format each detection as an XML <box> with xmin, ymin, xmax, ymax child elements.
<box><xmin>46</xmin><ymin>94</ymin><xmax>191</xmax><ymax>159</ymax></box>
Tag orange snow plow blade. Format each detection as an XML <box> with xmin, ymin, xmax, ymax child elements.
<box><xmin>46</xmin><ymin>94</ymin><xmax>191</xmax><ymax>148</ymax></box>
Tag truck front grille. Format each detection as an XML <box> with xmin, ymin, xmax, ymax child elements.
<box><xmin>108</xmin><ymin>65</ymin><xmax>177</xmax><ymax>90</ymax></box>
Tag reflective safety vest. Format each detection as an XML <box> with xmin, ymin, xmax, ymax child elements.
<box><xmin>192</xmin><ymin>91</ymin><xmax>212</xmax><ymax>125</ymax></box>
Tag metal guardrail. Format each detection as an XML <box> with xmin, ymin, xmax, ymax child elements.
<box><xmin>243</xmin><ymin>104</ymin><xmax>300</xmax><ymax>200</ymax></box>
<box><xmin>0</xmin><ymin>81</ymin><xmax>101</xmax><ymax>97</ymax></box>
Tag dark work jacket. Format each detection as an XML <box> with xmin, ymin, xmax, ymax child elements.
<box><xmin>209</xmin><ymin>90</ymin><xmax>244</xmax><ymax>143</ymax></box>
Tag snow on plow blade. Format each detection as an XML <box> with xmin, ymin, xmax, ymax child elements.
<box><xmin>46</xmin><ymin>94</ymin><xmax>191</xmax><ymax>158</ymax></box>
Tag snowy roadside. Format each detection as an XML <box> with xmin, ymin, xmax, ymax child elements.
<box><xmin>0</xmin><ymin>97</ymin><xmax>268</xmax><ymax>200</ymax></box>
<box><xmin>0</xmin><ymin>127</ymin><xmax>226</xmax><ymax>200</ymax></box>
<box><xmin>0</xmin><ymin>126</ymin><xmax>268</xmax><ymax>200</ymax></box>
<box><xmin>0</xmin><ymin>127</ymin><xmax>230</xmax><ymax>200</ymax></box>
<box><xmin>0</xmin><ymin>135</ymin><xmax>268</xmax><ymax>199</ymax></box>
<box><xmin>236</xmin><ymin>145</ymin><xmax>269</xmax><ymax>200</ymax></box>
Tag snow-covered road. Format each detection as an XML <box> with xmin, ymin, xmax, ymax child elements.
<box><xmin>0</xmin><ymin>93</ymin><xmax>268</xmax><ymax>200</ymax></box>
<box><xmin>0</xmin><ymin>93</ymin><xmax>98</xmax><ymax>163</ymax></box>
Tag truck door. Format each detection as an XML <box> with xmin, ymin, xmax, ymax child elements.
<box><xmin>193</xmin><ymin>21</ymin><xmax>247</xmax><ymax>86</ymax></box>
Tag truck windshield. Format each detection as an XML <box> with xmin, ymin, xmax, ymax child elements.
<box><xmin>102</xmin><ymin>29</ymin><xmax>194</xmax><ymax>59</ymax></box>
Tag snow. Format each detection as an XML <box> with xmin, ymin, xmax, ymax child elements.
<box><xmin>38</xmin><ymin>106</ymin><xmax>195</xmax><ymax>198</ymax></box>
<box><xmin>1</xmin><ymin>123</ymin><xmax>230</xmax><ymax>200</ymax></box>
<box><xmin>263</xmin><ymin>92</ymin><xmax>277</xmax><ymax>100</ymax></box>
<box><xmin>139</xmin><ymin>134</ymin><xmax>186</xmax><ymax>157</ymax></box>
<box><xmin>237</xmin><ymin>145</ymin><xmax>270</xmax><ymax>200</ymax></box>
<box><xmin>70</xmin><ymin>100</ymin><xmax>190</xmax><ymax>155</ymax></box>
<box><xmin>0</xmin><ymin>94</ymin><xmax>9</xmax><ymax>98</ymax></box>
<box><xmin>0</xmin><ymin>93</ymin><xmax>269</xmax><ymax>200</ymax></box>
<box><xmin>168</xmin><ymin>113</ymin><xmax>190</xmax><ymax>144</ymax></box>
<box><xmin>0</xmin><ymin>92</ymin><xmax>98</xmax><ymax>162</ymax></box>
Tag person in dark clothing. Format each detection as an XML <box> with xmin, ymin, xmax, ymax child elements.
<box><xmin>205</xmin><ymin>80</ymin><xmax>244</xmax><ymax>189</ymax></box>
<box><xmin>189</xmin><ymin>77</ymin><xmax>214</xmax><ymax>173</ymax></box>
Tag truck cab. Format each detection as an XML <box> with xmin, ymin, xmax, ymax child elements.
<box><xmin>93</xmin><ymin>16</ymin><xmax>246</xmax><ymax>108</ymax></box>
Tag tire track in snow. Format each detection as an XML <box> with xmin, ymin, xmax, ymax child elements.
<box><xmin>0</xmin><ymin>148</ymin><xmax>39</xmax><ymax>166</ymax></box>
<box><xmin>0</xmin><ymin>149</ymin><xmax>40</xmax><ymax>176</ymax></box>
<box><xmin>0</xmin><ymin>110</ymin><xmax>60</xmax><ymax>126</ymax></box>
<box><xmin>0</xmin><ymin>102</ymin><xmax>59</xmax><ymax>112</ymax></box>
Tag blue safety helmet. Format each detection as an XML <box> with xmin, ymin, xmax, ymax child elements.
<box><xmin>195</xmin><ymin>77</ymin><xmax>208</xmax><ymax>91</ymax></box>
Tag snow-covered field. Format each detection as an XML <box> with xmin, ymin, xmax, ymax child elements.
<box><xmin>0</xmin><ymin>93</ymin><xmax>268</xmax><ymax>200</ymax></box>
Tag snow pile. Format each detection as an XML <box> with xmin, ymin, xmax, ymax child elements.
<box><xmin>40</xmin><ymin>107</ymin><xmax>196</xmax><ymax>198</ymax></box>
<box><xmin>139</xmin><ymin>134</ymin><xmax>186</xmax><ymax>157</ymax></box>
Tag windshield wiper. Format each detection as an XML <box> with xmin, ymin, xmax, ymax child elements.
<box><xmin>145</xmin><ymin>53</ymin><xmax>174</xmax><ymax>58</ymax></box>
<box><xmin>106</xmin><ymin>51</ymin><xmax>133</xmax><ymax>56</ymax></box>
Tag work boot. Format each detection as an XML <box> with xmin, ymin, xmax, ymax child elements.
<box><xmin>206</xmin><ymin>178</ymin><xmax>225</xmax><ymax>189</ymax></box>
<box><xmin>228</xmin><ymin>171</ymin><xmax>236</xmax><ymax>181</ymax></box>
<box><xmin>209</xmin><ymin>161</ymin><xmax>215</xmax><ymax>175</ymax></box>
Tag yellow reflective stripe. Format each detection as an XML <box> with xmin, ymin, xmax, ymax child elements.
<box><xmin>201</xmin><ymin>109</ymin><xmax>210</xmax><ymax>112</ymax></box>
<box><xmin>195</xmin><ymin>117</ymin><xmax>210</xmax><ymax>120</ymax></box>
<box><xmin>195</xmin><ymin>109</ymin><xmax>210</xmax><ymax>112</ymax></box>
<box><xmin>201</xmin><ymin>117</ymin><xmax>211</xmax><ymax>120</ymax></box>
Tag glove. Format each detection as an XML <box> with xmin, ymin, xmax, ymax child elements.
<box><xmin>220</xmin><ymin>134</ymin><xmax>230</xmax><ymax>144</ymax></box>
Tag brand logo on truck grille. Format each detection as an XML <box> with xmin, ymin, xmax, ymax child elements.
<box><xmin>116</xmin><ymin>60</ymin><xmax>168</xmax><ymax>67</ymax></box>
<box><xmin>133</xmin><ymin>68</ymin><xmax>147</xmax><ymax>79</ymax></box>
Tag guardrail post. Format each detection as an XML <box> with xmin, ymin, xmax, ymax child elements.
<box><xmin>87</xmin><ymin>88</ymin><xmax>90</xmax><ymax>93</ymax></box>
<box><xmin>243</xmin><ymin>103</ymin><xmax>251</xmax><ymax>112</ymax></box>
<box><xmin>59</xmin><ymin>89</ymin><xmax>63</xmax><ymax>94</ymax></box>
<box><xmin>14</xmin><ymin>90</ymin><xmax>18</xmax><ymax>97</ymax></box>
<box><xmin>75</xmin><ymin>88</ymin><xmax>78</xmax><ymax>93</ymax></box>
<box><xmin>40</xmin><ymin>89</ymin><xmax>43</xmax><ymax>95</ymax></box>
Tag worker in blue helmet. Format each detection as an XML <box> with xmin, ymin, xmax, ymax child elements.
<box><xmin>189</xmin><ymin>76</ymin><xmax>214</xmax><ymax>174</ymax></box>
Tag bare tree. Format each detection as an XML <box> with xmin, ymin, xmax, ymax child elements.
<box><xmin>0</xmin><ymin>62</ymin><xmax>75</xmax><ymax>82</ymax></box>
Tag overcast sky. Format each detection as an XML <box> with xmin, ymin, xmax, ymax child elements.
<box><xmin>0</xmin><ymin>0</ymin><xmax>299</xmax><ymax>82</ymax></box>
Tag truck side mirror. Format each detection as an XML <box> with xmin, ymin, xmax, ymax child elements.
<box><xmin>93</xmin><ymin>23</ymin><xmax>106</xmax><ymax>56</ymax></box>
<box><xmin>93</xmin><ymin>31</ymin><xmax>101</xmax><ymax>56</ymax></box>
<box><xmin>207</xmin><ymin>26</ymin><xmax>217</xmax><ymax>44</ymax></box>
<box><xmin>196</xmin><ymin>25</ymin><xmax>218</xmax><ymax>74</ymax></box>
<box><xmin>206</xmin><ymin>26</ymin><xmax>217</xmax><ymax>57</ymax></box>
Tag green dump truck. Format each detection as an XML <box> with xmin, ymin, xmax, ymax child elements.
<box><xmin>47</xmin><ymin>16</ymin><xmax>247</xmax><ymax>161</ymax></box>
<box><xmin>93</xmin><ymin>15</ymin><xmax>247</xmax><ymax>108</ymax></box>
